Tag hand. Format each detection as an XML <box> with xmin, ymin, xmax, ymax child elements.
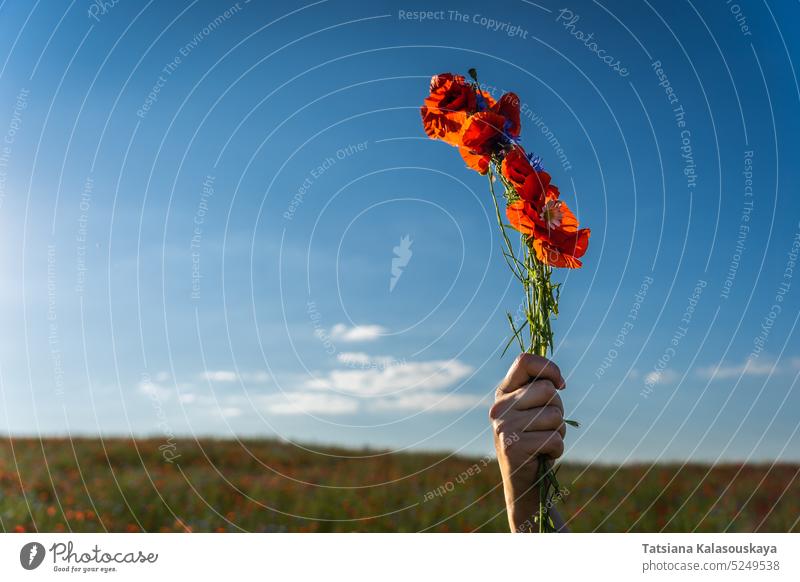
<box><xmin>489</xmin><ymin>353</ymin><xmax>567</xmax><ymax>532</ymax></box>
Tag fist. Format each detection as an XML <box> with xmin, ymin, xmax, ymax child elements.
<box><xmin>490</xmin><ymin>353</ymin><xmax>567</xmax><ymax>530</ymax></box>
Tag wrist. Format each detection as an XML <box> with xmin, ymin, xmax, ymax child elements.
<box><xmin>504</xmin><ymin>482</ymin><xmax>540</xmax><ymax>532</ymax></box>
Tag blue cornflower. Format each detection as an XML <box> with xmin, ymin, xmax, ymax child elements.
<box><xmin>528</xmin><ymin>153</ymin><xmax>544</xmax><ymax>172</ymax></box>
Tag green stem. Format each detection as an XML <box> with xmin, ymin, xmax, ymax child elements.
<box><xmin>487</xmin><ymin>161</ymin><xmax>564</xmax><ymax>533</ymax></box>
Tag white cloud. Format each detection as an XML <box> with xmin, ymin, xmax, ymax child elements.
<box><xmin>697</xmin><ymin>357</ymin><xmax>800</xmax><ymax>380</ymax></box>
<box><xmin>174</xmin><ymin>393</ymin><xmax>245</xmax><ymax>418</ymax></box>
<box><xmin>219</xmin><ymin>407</ymin><xmax>243</xmax><ymax>418</ymax></box>
<box><xmin>260</xmin><ymin>392</ymin><xmax>358</xmax><ymax>415</ymax></box>
<box><xmin>201</xmin><ymin>370</ymin><xmax>238</xmax><ymax>382</ymax></box>
<box><xmin>307</xmin><ymin>359</ymin><xmax>473</xmax><ymax>397</ymax></box>
<box><xmin>336</xmin><ymin>352</ymin><xmax>403</xmax><ymax>369</ymax></box>
<box><xmin>336</xmin><ymin>352</ymin><xmax>371</xmax><ymax>366</ymax></box>
<box><xmin>244</xmin><ymin>371</ymin><xmax>271</xmax><ymax>383</ymax></box>
<box><xmin>199</xmin><ymin>370</ymin><xmax>270</xmax><ymax>383</ymax></box>
<box><xmin>370</xmin><ymin>392</ymin><xmax>484</xmax><ymax>412</ymax></box>
<box><xmin>138</xmin><ymin>380</ymin><xmax>172</xmax><ymax>401</ymax></box>
<box><xmin>644</xmin><ymin>369</ymin><xmax>678</xmax><ymax>386</ymax></box>
<box><xmin>146</xmin><ymin>358</ymin><xmax>478</xmax><ymax>418</ymax></box>
<box><xmin>329</xmin><ymin>323</ymin><xmax>387</xmax><ymax>342</ymax></box>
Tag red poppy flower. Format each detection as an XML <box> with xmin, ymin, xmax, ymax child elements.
<box><xmin>421</xmin><ymin>73</ymin><xmax>492</xmax><ymax>146</ymax></box>
<box><xmin>460</xmin><ymin>111</ymin><xmax>508</xmax><ymax>156</ymax></box>
<box><xmin>506</xmin><ymin>194</ymin><xmax>590</xmax><ymax>268</ymax></box>
<box><xmin>457</xmin><ymin>94</ymin><xmax>521</xmax><ymax>175</ymax></box>
<box><xmin>491</xmin><ymin>92</ymin><xmax>521</xmax><ymax>138</ymax></box>
<box><xmin>420</xmin><ymin>71</ymin><xmax>591</xmax><ymax>269</ymax></box>
<box><xmin>518</xmin><ymin>170</ymin><xmax>555</xmax><ymax>207</ymax></box>
<box><xmin>459</xmin><ymin>147</ymin><xmax>490</xmax><ymax>174</ymax></box>
<box><xmin>501</xmin><ymin>146</ymin><xmax>533</xmax><ymax>190</ymax></box>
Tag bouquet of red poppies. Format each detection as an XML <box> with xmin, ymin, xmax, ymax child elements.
<box><xmin>421</xmin><ymin>70</ymin><xmax>590</xmax><ymax>532</ymax></box>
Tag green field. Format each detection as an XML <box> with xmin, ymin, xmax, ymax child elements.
<box><xmin>1</xmin><ymin>438</ymin><xmax>797</xmax><ymax>532</ymax></box>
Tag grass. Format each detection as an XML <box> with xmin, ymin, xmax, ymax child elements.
<box><xmin>0</xmin><ymin>437</ymin><xmax>797</xmax><ymax>532</ymax></box>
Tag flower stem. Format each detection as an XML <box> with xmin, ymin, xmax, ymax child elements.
<box><xmin>487</xmin><ymin>163</ymin><xmax>563</xmax><ymax>533</ymax></box>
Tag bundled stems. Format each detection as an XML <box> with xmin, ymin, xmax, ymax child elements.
<box><xmin>487</xmin><ymin>162</ymin><xmax>568</xmax><ymax>533</ymax></box>
<box><xmin>421</xmin><ymin>71</ymin><xmax>587</xmax><ymax>532</ymax></box>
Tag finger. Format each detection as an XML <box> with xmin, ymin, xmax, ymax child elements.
<box><xmin>498</xmin><ymin>353</ymin><xmax>565</xmax><ymax>393</ymax></box>
<box><xmin>511</xmin><ymin>380</ymin><xmax>563</xmax><ymax>413</ymax></box>
<box><xmin>502</xmin><ymin>430</ymin><xmax>565</xmax><ymax>461</ymax></box>
<box><xmin>492</xmin><ymin>405</ymin><xmax>564</xmax><ymax>436</ymax></box>
<box><xmin>521</xmin><ymin>430</ymin><xmax>565</xmax><ymax>459</ymax></box>
<box><xmin>521</xmin><ymin>405</ymin><xmax>564</xmax><ymax>433</ymax></box>
<box><xmin>490</xmin><ymin>380</ymin><xmax>559</xmax><ymax>420</ymax></box>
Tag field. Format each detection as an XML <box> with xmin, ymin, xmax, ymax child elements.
<box><xmin>1</xmin><ymin>438</ymin><xmax>798</xmax><ymax>532</ymax></box>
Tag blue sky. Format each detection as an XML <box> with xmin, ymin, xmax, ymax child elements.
<box><xmin>0</xmin><ymin>0</ymin><xmax>798</xmax><ymax>462</ymax></box>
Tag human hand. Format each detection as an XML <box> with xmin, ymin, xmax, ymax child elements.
<box><xmin>489</xmin><ymin>353</ymin><xmax>567</xmax><ymax>532</ymax></box>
